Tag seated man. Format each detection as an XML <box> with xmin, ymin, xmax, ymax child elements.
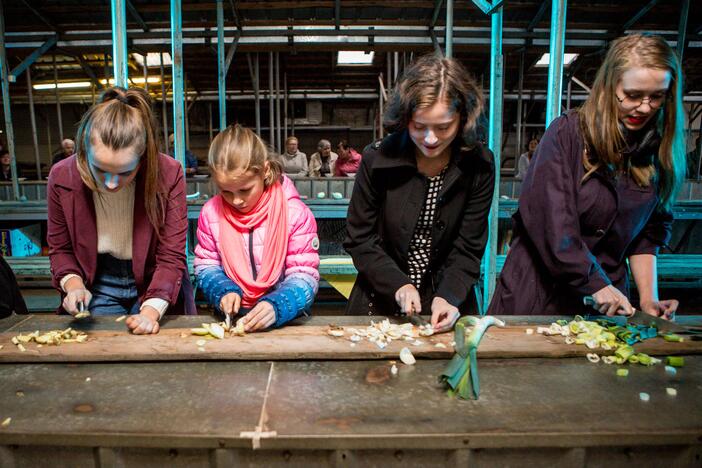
<box><xmin>308</xmin><ymin>139</ymin><xmax>338</xmax><ymax>177</ymax></box>
<box><xmin>168</xmin><ymin>134</ymin><xmax>198</xmax><ymax>175</ymax></box>
<box><xmin>281</xmin><ymin>136</ymin><xmax>308</xmax><ymax>177</ymax></box>
<box><xmin>51</xmin><ymin>138</ymin><xmax>75</xmax><ymax>166</ymax></box>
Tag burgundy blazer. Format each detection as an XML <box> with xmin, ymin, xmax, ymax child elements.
<box><xmin>47</xmin><ymin>153</ymin><xmax>195</xmax><ymax>315</ymax></box>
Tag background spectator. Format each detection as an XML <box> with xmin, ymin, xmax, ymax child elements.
<box><xmin>308</xmin><ymin>139</ymin><xmax>338</xmax><ymax>177</ymax></box>
<box><xmin>281</xmin><ymin>136</ymin><xmax>308</xmax><ymax>176</ymax></box>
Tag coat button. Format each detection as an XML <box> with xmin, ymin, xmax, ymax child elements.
<box><xmin>435</xmin><ymin>220</ymin><xmax>445</xmax><ymax>230</ymax></box>
<box><xmin>370</xmin><ymin>292</ymin><xmax>375</xmax><ymax>298</ymax></box>
<box><xmin>368</xmin><ymin>302</ymin><xmax>373</xmax><ymax>307</ymax></box>
<box><xmin>595</xmin><ymin>229</ymin><xmax>606</xmax><ymax>237</ymax></box>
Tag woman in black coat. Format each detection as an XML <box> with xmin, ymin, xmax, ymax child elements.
<box><xmin>489</xmin><ymin>34</ymin><xmax>686</xmax><ymax>318</ymax></box>
<box><xmin>344</xmin><ymin>54</ymin><xmax>495</xmax><ymax>333</ymax></box>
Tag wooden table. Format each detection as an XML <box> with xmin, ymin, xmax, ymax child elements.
<box><xmin>0</xmin><ymin>315</ymin><xmax>701</xmax><ymax>467</ymax></box>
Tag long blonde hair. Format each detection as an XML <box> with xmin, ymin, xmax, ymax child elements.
<box><xmin>208</xmin><ymin>124</ymin><xmax>282</xmax><ymax>187</ymax></box>
<box><xmin>578</xmin><ymin>34</ymin><xmax>686</xmax><ymax>209</ymax></box>
<box><xmin>75</xmin><ymin>86</ymin><xmax>165</xmax><ymax>230</ymax></box>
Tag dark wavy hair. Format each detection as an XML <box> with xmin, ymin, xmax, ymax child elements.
<box><xmin>383</xmin><ymin>54</ymin><xmax>483</xmax><ymax>146</ymax></box>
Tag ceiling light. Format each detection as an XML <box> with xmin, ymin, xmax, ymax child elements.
<box><xmin>535</xmin><ymin>53</ymin><xmax>579</xmax><ymax>67</ymax></box>
<box><xmin>337</xmin><ymin>51</ymin><xmax>374</xmax><ymax>65</ymax></box>
<box><xmin>99</xmin><ymin>77</ymin><xmax>161</xmax><ymax>85</ymax></box>
<box><xmin>33</xmin><ymin>81</ymin><xmax>92</xmax><ymax>90</ymax></box>
<box><xmin>133</xmin><ymin>52</ymin><xmax>172</xmax><ymax>67</ymax></box>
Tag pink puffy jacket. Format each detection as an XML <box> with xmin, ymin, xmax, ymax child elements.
<box><xmin>195</xmin><ymin>175</ymin><xmax>320</xmax><ymax>283</ymax></box>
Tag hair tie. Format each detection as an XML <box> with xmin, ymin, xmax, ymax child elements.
<box><xmin>115</xmin><ymin>94</ymin><xmax>130</xmax><ymax>105</ymax></box>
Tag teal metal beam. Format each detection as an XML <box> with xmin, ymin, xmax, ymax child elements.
<box><xmin>111</xmin><ymin>0</ymin><xmax>129</xmax><ymax>87</ymax></box>
<box><xmin>0</xmin><ymin>0</ymin><xmax>20</xmax><ymax>200</ymax></box>
<box><xmin>622</xmin><ymin>0</ymin><xmax>658</xmax><ymax>31</ymax></box>
<box><xmin>481</xmin><ymin>5</ymin><xmax>503</xmax><ymax>313</ymax></box>
<box><xmin>544</xmin><ymin>0</ymin><xmax>567</xmax><ymax>128</ymax></box>
<box><xmin>9</xmin><ymin>35</ymin><xmax>57</xmax><ymax>82</ymax></box>
<box><xmin>126</xmin><ymin>0</ymin><xmax>149</xmax><ymax>32</ymax></box>
<box><xmin>431</xmin><ymin>0</ymin><xmax>445</xmax><ymax>28</ymax></box>
<box><xmin>471</xmin><ymin>0</ymin><xmax>492</xmax><ymax>14</ymax></box>
<box><xmin>171</xmin><ymin>0</ymin><xmax>186</xmax><ymax>170</ymax></box>
<box><xmin>216</xmin><ymin>0</ymin><xmax>226</xmax><ymax>131</ymax></box>
<box><xmin>677</xmin><ymin>0</ymin><xmax>689</xmax><ymax>61</ymax></box>
<box><xmin>446</xmin><ymin>0</ymin><xmax>454</xmax><ymax>58</ymax></box>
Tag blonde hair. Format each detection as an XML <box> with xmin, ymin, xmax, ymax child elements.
<box><xmin>208</xmin><ymin>125</ymin><xmax>282</xmax><ymax>187</ymax></box>
<box><xmin>384</xmin><ymin>54</ymin><xmax>483</xmax><ymax>146</ymax></box>
<box><xmin>75</xmin><ymin>86</ymin><xmax>165</xmax><ymax>231</ymax></box>
<box><xmin>578</xmin><ymin>34</ymin><xmax>686</xmax><ymax>209</ymax></box>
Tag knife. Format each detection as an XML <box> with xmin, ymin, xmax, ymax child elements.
<box><xmin>408</xmin><ymin>314</ymin><xmax>431</xmax><ymax>328</ymax></box>
<box><xmin>583</xmin><ymin>296</ymin><xmax>701</xmax><ymax>334</ymax></box>
<box><xmin>74</xmin><ymin>301</ymin><xmax>91</xmax><ymax>320</ymax></box>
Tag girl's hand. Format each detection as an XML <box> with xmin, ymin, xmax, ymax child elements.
<box><xmin>220</xmin><ymin>292</ymin><xmax>242</xmax><ymax>316</ymax></box>
<box><xmin>63</xmin><ymin>288</ymin><xmax>93</xmax><ymax>316</ymax></box>
<box><xmin>126</xmin><ymin>307</ymin><xmax>161</xmax><ymax>335</ymax></box>
<box><xmin>243</xmin><ymin>301</ymin><xmax>276</xmax><ymax>332</ymax></box>
<box><xmin>430</xmin><ymin>296</ymin><xmax>460</xmax><ymax>333</ymax></box>
<box><xmin>640</xmin><ymin>299</ymin><xmax>679</xmax><ymax>320</ymax></box>
<box><xmin>395</xmin><ymin>284</ymin><xmax>422</xmax><ymax>315</ymax></box>
<box><xmin>592</xmin><ymin>285</ymin><xmax>634</xmax><ymax>316</ymax></box>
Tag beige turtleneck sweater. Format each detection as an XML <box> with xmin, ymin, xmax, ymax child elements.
<box><xmin>60</xmin><ymin>181</ymin><xmax>168</xmax><ymax>318</ymax></box>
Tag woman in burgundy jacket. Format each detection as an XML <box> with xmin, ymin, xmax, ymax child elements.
<box><xmin>47</xmin><ymin>87</ymin><xmax>195</xmax><ymax>334</ymax></box>
<box><xmin>489</xmin><ymin>34</ymin><xmax>686</xmax><ymax>318</ymax></box>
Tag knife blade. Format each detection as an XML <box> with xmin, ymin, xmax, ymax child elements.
<box><xmin>408</xmin><ymin>314</ymin><xmax>430</xmax><ymax>327</ymax></box>
<box><xmin>74</xmin><ymin>301</ymin><xmax>91</xmax><ymax>320</ymax></box>
<box><xmin>582</xmin><ymin>296</ymin><xmax>697</xmax><ymax>334</ymax></box>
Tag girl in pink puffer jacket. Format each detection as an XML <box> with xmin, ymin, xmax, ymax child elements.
<box><xmin>195</xmin><ymin>125</ymin><xmax>320</xmax><ymax>332</ymax></box>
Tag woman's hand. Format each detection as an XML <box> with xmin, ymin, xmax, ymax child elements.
<box><xmin>430</xmin><ymin>296</ymin><xmax>460</xmax><ymax>333</ymax></box>
<box><xmin>592</xmin><ymin>285</ymin><xmax>634</xmax><ymax>316</ymax></box>
<box><xmin>242</xmin><ymin>301</ymin><xmax>276</xmax><ymax>332</ymax></box>
<box><xmin>640</xmin><ymin>299</ymin><xmax>679</xmax><ymax>320</ymax></box>
<box><xmin>62</xmin><ymin>278</ymin><xmax>93</xmax><ymax>316</ymax></box>
<box><xmin>126</xmin><ymin>306</ymin><xmax>161</xmax><ymax>334</ymax></box>
<box><xmin>395</xmin><ymin>284</ymin><xmax>422</xmax><ymax>315</ymax></box>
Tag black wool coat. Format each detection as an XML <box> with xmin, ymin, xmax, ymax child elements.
<box><xmin>343</xmin><ymin>130</ymin><xmax>495</xmax><ymax>316</ymax></box>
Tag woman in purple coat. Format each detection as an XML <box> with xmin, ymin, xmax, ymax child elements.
<box><xmin>489</xmin><ymin>34</ymin><xmax>686</xmax><ymax>318</ymax></box>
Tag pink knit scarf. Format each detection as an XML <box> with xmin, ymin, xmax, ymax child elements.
<box><xmin>218</xmin><ymin>181</ymin><xmax>288</xmax><ymax>307</ymax></box>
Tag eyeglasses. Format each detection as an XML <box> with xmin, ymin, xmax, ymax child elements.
<box><xmin>615</xmin><ymin>92</ymin><xmax>668</xmax><ymax>110</ymax></box>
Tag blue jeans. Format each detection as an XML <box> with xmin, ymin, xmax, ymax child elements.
<box><xmin>89</xmin><ymin>254</ymin><xmax>140</xmax><ymax>315</ymax></box>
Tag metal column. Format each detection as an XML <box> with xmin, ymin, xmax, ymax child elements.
<box><xmin>268</xmin><ymin>52</ymin><xmax>274</xmax><ymax>146</ymax></box>
<box><xmin>515</xmin><ymin>50</ymin><xmax>524</xmax><ymax>168</ymax></box>
<box><xmin>53</xmin><ymin>54</ymin><xmax>63</xmax><ymax>142</ymax></box>
<box><xmin>0</xmin><ymin>0</ymin><xmax>20</xmax><ymax>199</ymax></box>
<box><xmin>481</xmin><ymin>6</ymin><xmax>503</xmax><ymax>313</ymax></box>
<box><xmin>283</xmin><ymin>72</ymin><xmax>288</xmax><ymax>142</ymax></box>
<box><xmin>170</xmin><ymin>0</ymin><xmax>185</xmax><ymax>169</ymax></box>
<box><xmin>677</xmin><ymin>0</ymin><xmax>689</xmax><ymax>61</ymax></box>
<box><xmin>216</xmin><ymin>0</ymin><xmax>226</xmax><ymax>131</ymax></box>
<box><xmin>275</xmin><ymin>52</ymin><xmax>281</xmax><ymax>153</ymax></box>
<box><xmin>160</xmin><ymin>52</ymin><xmax>169</xmax><ymax>154</ymax></box>
<box><xmin>544</xmin><ymin>0</ymin><xmax>567</xmax><ymax>127</ymax></box>
<box><xmin>26</xmin><ymin>69</ymin><xmax>41</xmax><ymax>180</ymax></box>
<box><xmin>111</xmin><ymin>0</ymin><xmax>129</xmax><ymax>87</ymax></box>
<box><xmin>246</xmin><ymin>53</ymin><xmax>261</xmax><ymax>136</ymax></box>
<box><xmin>445</xmin><ymin>0</ymin><xmax>454</xmax><ymax>58</ymax></box>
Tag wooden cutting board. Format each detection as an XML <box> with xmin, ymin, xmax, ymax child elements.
<box><xmin>0</xmin><ymin>324</ymin><xmax>699</xmax><ymax>363</ymax></box>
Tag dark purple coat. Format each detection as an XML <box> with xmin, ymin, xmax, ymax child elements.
<box><xmin>47</xmin><ymin>154</ymin><xmax>196</xmax><ymax>315</ymax></box>
<box><xmin>489</xmin><ymin>112</ymin><xmax>672</xmax><ymax>315</ymax></box>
